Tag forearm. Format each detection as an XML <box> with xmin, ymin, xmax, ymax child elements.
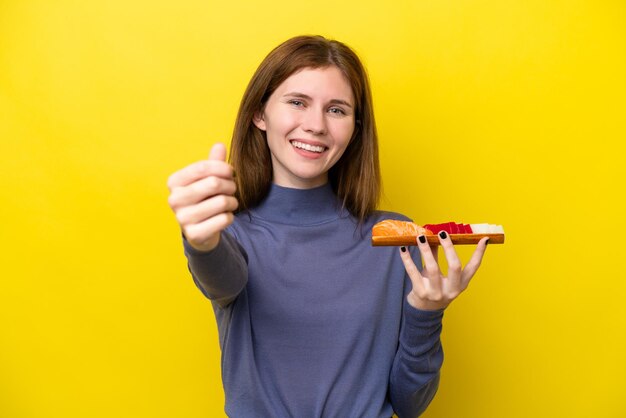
<box><xmin>183</xmin><ymin>231</ymin><xmax>248</xmax><ymax>308</ymax></box>
<box><xmin>390</xmin><ymin>301</ymin><xmax>444</xmax><ymax>418</ymax></box>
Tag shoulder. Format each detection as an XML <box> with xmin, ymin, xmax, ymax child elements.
<box><xmin>222</xmin><ymin>211</ymin><xmax>254</xmax><ymax>241</ymax></box>
<box><xmin>366</xmin><ymin>210</ymin><xmax>412</xmax><ymax>226</ymax></box>
<box><xmin>356</xmin><ymin>210</ymin><xmax>413</xmax><ymax>236</ymax></box>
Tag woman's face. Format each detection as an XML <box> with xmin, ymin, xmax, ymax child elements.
<box><xmin>253</xmin><ymin>66</ymin><xmax>355</xmax><ymax>189</ymax></box>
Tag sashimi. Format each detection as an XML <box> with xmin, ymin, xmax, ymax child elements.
<box><xmin>372</xmin><ymin>220</ymin><xmax>504</xmax><ymax>246</ymax></box>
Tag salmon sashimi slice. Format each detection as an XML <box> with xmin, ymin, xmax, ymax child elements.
<box><xmin>372</xmin><ymin>220</ymin><xmax>434</xmax><ymax>238</ymax></box>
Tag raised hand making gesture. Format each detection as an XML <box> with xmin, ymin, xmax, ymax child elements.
<box><xmin>167</xmin><ymin>143</ymin><xmax>238</xmax><ymax>252</ymax></box>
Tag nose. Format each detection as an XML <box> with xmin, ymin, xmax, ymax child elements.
<box><xmin>302</xmin><ymin>108</ymin><xmax>327</xmax><ymax>135</ymax></box>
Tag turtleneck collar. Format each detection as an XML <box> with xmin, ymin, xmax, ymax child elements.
<box><xmin>250</xmin><ymin>183</ymin><xmax>346</xmax><ymax>226</ymax></box>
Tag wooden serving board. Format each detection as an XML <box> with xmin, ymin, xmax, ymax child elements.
<box><xmin>371</xmin><ymin>233</ymin><xmax>505</xmax><ymax>246</ymax></box>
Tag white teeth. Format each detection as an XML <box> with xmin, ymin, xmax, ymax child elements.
<box><xmin>291</xmin><ymin>140</ymin><xmax>325</xmax><ymax>153</ymax></box>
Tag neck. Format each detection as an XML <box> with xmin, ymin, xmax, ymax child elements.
<box><xmin>251</xmin><ymin>183</ymin><xmax>345</xmax><ymax>225</ymax></box>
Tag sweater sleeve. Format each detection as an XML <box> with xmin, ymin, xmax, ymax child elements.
<box><xmin>389</xmin><ymin>299</ymin><xmax>444</xmax><ymax>418</ymax></box>
<box><xmin>183</xmin><ymin>231</ymin><xmax>248</xmax><ymax>308</ymax></box>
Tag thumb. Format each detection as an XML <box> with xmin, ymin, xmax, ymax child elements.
<box><xmin>208</xmin><ymin>142</ymin><xmax>227</xmax><ymax>162</ymax></box>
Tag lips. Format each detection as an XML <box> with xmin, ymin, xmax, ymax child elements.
<box><xmin>289</xmin><ymin>140</ymin><xmax>327</xmax><ymax>154</ymax></box>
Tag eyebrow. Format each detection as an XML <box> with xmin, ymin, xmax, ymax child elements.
<box><xmin>283</xmin><ymin>92</ymin><xmax>353</xmax><ymax>109</ymax></box>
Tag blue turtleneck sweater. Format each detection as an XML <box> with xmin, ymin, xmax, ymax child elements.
<box><xmin>183</xmin><ymin>184</ymin><xmax>443</xmax><ymax>418</ymax></box>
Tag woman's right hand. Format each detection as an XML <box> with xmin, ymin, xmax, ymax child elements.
<box><xmin>167</xmin><ymin>143</ymin><xmax>238</xmax><ymax>252</ymax></box>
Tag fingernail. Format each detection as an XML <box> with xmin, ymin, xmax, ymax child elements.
<box><xmin>400</xmin><ymin>246</ymin><xmax>407</xmax><ymax>252</ymax></box>
<box><xmin>439</xmin><ymin>231</ymin><xmax>448</xmax><ymax>239</ymax></box>
<box><xmin>418</xmin><ymin>235</ymin><xmax>426</xmax><ymax>244</ymax></box>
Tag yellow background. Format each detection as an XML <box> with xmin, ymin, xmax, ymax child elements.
<box><xmin>1</xmin><ymin>1</ymin><xmax>625</xmax><ymax>417</ymax></box>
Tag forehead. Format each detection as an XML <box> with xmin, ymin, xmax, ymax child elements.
<box><xmin>275</xmin><ymin>66</ymin><xmax>354</xmax><ymax>102</ymax></box>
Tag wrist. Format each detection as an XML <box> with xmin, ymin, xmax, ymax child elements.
<box><xmin>185</xmin><ymin>233</ymin><xmax>220</xmax><ymax>253</ymax></box>
<box><xmin>407</xmin><ymin>291</ymin><xmax>448</xmax><ymax>312</ymax></box>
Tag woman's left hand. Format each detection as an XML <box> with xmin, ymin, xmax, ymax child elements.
<box><xmin>399</xmin><ymin>232</ymin><xmax>489</xmax><ymax>311</ymax></box>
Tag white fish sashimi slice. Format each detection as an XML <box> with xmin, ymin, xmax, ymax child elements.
<box><xmin>470</xmin><ymin>223</ymin><xmax>504</xmax><ymax>234</ymax></box>
<box><xmin>470</xmin><ymin>223</ymin><xmax>489</xmax><ymax>234</ymax></box>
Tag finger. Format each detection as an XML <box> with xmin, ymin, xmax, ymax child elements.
<box><xmin>167</xmin><ymin>159</ymin><xmax>234</xmax><ymax>190</ymax></box>
<box><xmin>175</xmin><ymin>195</ymin><xmax>239</xmax><ymax>225</ymax></box>
<box><xmin>398</xmin><ymin>246</ymin><xmax>426</xmax><ymax>298</ymax></box>
<box><xmin>168</xmin><ymin>176</ymin><xmax>237</xmax><ymax>209</ymax></box>
<box><xmin>208</xmin><ymin>142</ymin><xmax>227</xmax><ymax>162</ymax></box>
<box><xmin>438</xmin><ymin>231</ymin><xmax>462</xmax><ymax>284</ymax></box>
<box><xmin>416</xmin><ymin>234</ymin><xmax>442</xmax><ymax>290</ymax></box>
<box><xmin>430</xmin><ymin>242</ymin><xmax>439</xmax><ymax>264</ymax></box>
<box><xmin>461</xmin><ymin>237</ymin><xmax>489</xmax><ymax>287</ymax></box>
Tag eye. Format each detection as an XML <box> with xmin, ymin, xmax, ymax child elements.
<box><xmin>328</xmin><ymin>107</ymin><xmax>346</xmax><ymax>115</ymax></box>
<box><xmin>288</xmin><ymin>99</ymin><xmax>305</xmax><ymax>107</ymax></box>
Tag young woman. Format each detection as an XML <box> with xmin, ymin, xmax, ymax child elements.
<box><xmin>167</xmin><ymin>35</ymin><xmax>489</xmax><ymax>418</ymax></box>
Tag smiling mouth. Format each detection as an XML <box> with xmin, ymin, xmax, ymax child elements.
<box><xmin>290</xmin><ymin>140</ymin><xmax>327</xmax><ymax>154</ymax></box>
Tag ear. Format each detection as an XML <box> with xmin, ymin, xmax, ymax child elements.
<box><xmin>252</xmin><ymin>111</ymin><xmax>267</xmax><ymax>131</ymax></box>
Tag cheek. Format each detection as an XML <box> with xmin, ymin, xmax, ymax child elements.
<box><xmin>337</xmin><ymin>121</ymin><xmax>355</xmax><ymax>146</ymax></box>
<box><xmin>267</xmin><ymin>108</ymin><xmax>299</xmax><ymax>130</ymax></box>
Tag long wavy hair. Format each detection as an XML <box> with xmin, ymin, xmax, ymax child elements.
<box><xmin>230</xmin><ymin>35</ymin><xmax>380</xmax><ymax>222</ymax></box>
